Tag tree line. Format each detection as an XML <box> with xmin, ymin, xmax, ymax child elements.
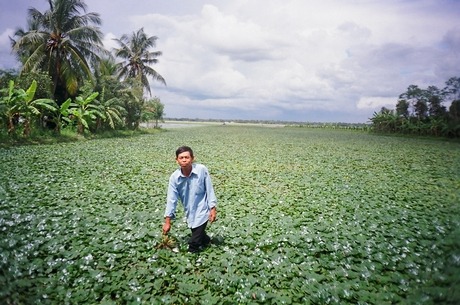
<box><xmin>0</xmin><ymin>0</ymin><xmax>165</xmax><ymax>139</ymax></box>
<box><xmin>370</xmin><ymin>77</ymin><xmax>460</xmax><ymax>138</ymax></box>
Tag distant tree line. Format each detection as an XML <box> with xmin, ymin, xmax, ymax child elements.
<box><xmin>168</xmin><ymin>117</ymin><xmax>370</xmax><ymax>130</ymax></box>
<box><xmin>0</xmin><ymin>0</ymin><xmax>165</xmax><ymax>139</ymax></box>
<box><xmin>370</xmin><ymin>77</ymin><xmax>460</xmax><ymax>138</ymax></box>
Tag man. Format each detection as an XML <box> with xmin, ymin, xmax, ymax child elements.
<box><xmin>162</xmin><ymin>146</ymin><xmax>217</xmax><ymax>253</ymax></box>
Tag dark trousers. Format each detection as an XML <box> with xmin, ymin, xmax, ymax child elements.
<box><xmin>189</xmin><ymin>221</ymin><xmax>210</xmax><ymax>252</ymax></box>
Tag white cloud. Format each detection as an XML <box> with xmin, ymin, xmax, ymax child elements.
<box><xmin>0</xmin><ymin>28</ymin><xmax>14</xmax><ymax>46</ymax></box>
<box><xmin>2</xmin><ymin>0</ymin><xmax>459</xmax><ymax>122</ymax></box>
<box><xmin>0</xmin><ymin>28</ymin><xmax>16</xmax><ymax>69</ymax></box>
<box><xmin>198</xmin><ymin>5</ymin><xmax>273</xmax><ymax>59</ymax></box>
<box><xmin>357</xmin><ymin>96</ymin><xmax>397</xmax><ymax>110</ymax></box>
<box><xmin>101</xmin><ymin>32</ymin><xmax>118</xmax><ymax>51</ymax></box>
<box><xmin>140</xmin><ymin>0</ymin><xmax>459</xmax><ymax>122</ymax></box>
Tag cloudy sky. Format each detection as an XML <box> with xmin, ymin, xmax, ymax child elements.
<box><xmin>1</xmin><ymin>0</ymin><xmax>459</xmax><ymax>123</ymax></box>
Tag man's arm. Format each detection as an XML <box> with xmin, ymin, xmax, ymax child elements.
<box><xmin>204</xmin><ymin>168</ymin><xmax>217</xmax><ymax>222</ymax></box>
<box><xmin>163</xmin><ymin>175</ymin><xmax>178</xmax><ymax>234</ymax></box>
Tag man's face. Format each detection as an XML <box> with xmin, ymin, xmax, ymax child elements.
<box><xmin>176</xmin><ymin>151</ymin><xmax>194</xmax><ymax>168</ymax></box>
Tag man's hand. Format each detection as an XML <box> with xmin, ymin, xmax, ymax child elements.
<box><xmin>163</xmin><ymin>217</ymin><xmax>171</xmax><ymax>235</ymax></box>
<box><xmin>209</xmin><ymin>207</ymin><xmax>217</xmax><ymax>223</ymax></box>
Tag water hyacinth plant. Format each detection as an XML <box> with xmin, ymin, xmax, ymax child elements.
<box><xmin>1</xmin><ymin>125</ymin><xmax>459</xmax><ymax>304</ymax></box>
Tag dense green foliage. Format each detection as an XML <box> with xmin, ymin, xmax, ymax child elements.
<box><xmin>1</xmin><ymin>126</ymin><xmax>459</xmax><ymax>304</ymax></box>
<box><xmin>0</xmin><ymin>79</ymin><xmax>164</xmax><ymax>138</ymax></box>
<box><xmin>370</xmin><ymin>77</ymin><xmax>460</xmax><ymax>137</ymax></box>
<box><xmin>2</xmin><ymin>0</ymin><xmax>165</xmax><ymax>139</ymax></box>
<box><xmin>142</xmin><ymin>98</ymin><xmax>165</xmax><ymax>128</ymax></box>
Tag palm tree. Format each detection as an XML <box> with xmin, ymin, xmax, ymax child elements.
<box><xmin>92</xmin><ymin>55</ymin><xmax>122</xmax><ymax>102</ymax></box>
<box><xmin>97</xmin><ymin>55</ymin><xmax>119</xmax><ymax>79</ymax></box>
<box><xmin>113</xmin><ymin>28</ymin><xmax>166</xmax><ymax>96</ymax></box>
<box><xmin>11</xmin><ymin>0</ymin><xmax>106</xmax><ymax>104</ymax></box>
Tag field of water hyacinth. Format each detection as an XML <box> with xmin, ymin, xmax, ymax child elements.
<box><xmin>1</xmin><ymin>125</ymin><xmax>459</xmax><ymax>304</ymax></box>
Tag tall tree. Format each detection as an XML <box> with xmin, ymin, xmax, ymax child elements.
<box><xmin>426</xmin><ymin>86</ymin><xmax>446</xmax><ymax>118</ymax></box>
<box><xmin>395</xmin><ymin>99</ymin><xmax>409</xmax><ymax>118</ymax></box>
<box><xmin>449</xmin><ymin>100</ymin><xmax>460</xmax><ymax>122</ymax></box>
<box><xmin>444</xmin><ymin>77</ymin><xmax>460</xmax><ymax>102</ymax></box>
<box><xmin>113</xmin><ymin>28</ymin><xmax>166</xmax><ymax>96</ymax></box>
<box><xmin>399</xmin><ymin>84</ymin><xmax>423</xmax><ymax>117</ymax></box>
<box><xmin>142</xmin><ymin>97</ymin><xmax>165</xmax><ymax>128</ymax></box>
<box><xmin>11</xmin><ymin>0</ymin><xmax>106</xmax><ymax>104</ymax></box>
<box><xmin>413</xmin><ymin>99</ymin><xmax>428</xmax><ymax>121</ymax></box>
<box><xmin>121</xmin><ymin>78</ymin><xmax>144</xmax><ymax>129</ymax></box>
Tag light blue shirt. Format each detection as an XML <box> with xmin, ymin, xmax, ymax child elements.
<box><xmin>164</xmin><ymin>163</ymin><xmax>217</xmax><ymax>229</ymax></box>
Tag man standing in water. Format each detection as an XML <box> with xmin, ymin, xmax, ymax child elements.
<box><xmin>162</xmin><ymin>146</ymin><xmax>217</xmax><ymax>253</ymax></box>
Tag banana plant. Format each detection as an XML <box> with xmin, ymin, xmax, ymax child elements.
<box><xmin>51</xmin><ymin>98</ymin><xmax>72</xmax><ymax>134</ymax></box>
<box><xmin>69</xmin><ymin>92</ymin><xmax>103</xmax><ymax>135</ymax></box>
<box><xmin>0</xmin><ymin>80</ymin><xmax>56</xmax><ymax>136</ymax></box>
<box><xmin>0</xmin><ymin>80</ymin><xmax>18</xmax><ymax>134</ymax></box>
<box><xmin>13</xmin><ymin>80</ymin><xmax>56</xmax><ymax>137</ymax></box>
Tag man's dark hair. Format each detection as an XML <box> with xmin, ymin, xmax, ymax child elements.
<box><xmin>176</xmin><ymin>146</ymin><xmax>194</xmax><ymax>158</ymax></box>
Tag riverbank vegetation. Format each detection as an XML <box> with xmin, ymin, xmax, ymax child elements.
<box><xmin>1</xmin><ymin>0</ymin><xmax>165</xmax><ymax>143</ymax></box>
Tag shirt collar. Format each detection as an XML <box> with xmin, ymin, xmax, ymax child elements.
<box><xmin>179</xmin><ymin>163</ymin><xmax>196</xmax><ymax>178</ymax></box>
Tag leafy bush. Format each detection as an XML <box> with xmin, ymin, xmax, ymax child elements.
<box><xmin>1</xmin><ymin>126</ymin><xmax>459</xmax><ymax>304</ymax></box>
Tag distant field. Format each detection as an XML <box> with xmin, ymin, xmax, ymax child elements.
<box><xmin>1</xmin><ymin>126</ymin><xmax>459</xmax><ymax>304</ymax></box>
